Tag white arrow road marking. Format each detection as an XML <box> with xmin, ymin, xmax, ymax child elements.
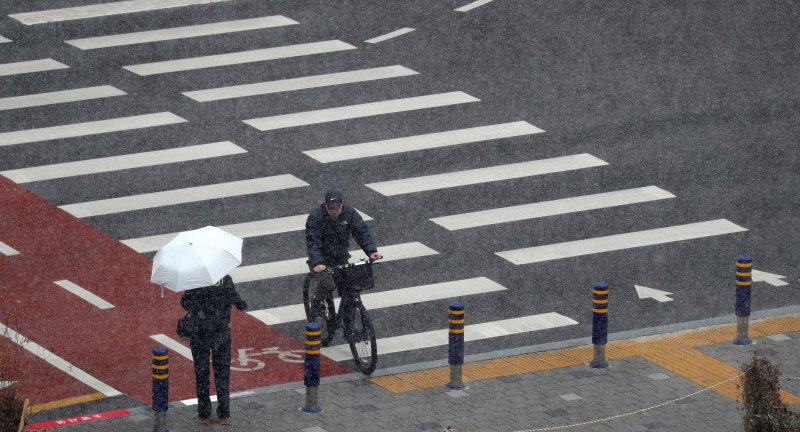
<box><xmin>634</xmin><ymin>285</ymin><xmax>674</xmax><ymax>302</ymax></box>
<box><xmin>751</xmin><ymin>270</ymin><xmax>789</xmax><ymax>286</ymax></box>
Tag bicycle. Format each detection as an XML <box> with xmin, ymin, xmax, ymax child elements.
<box><xmin>303</xmin><ymin>258</ymin><xmax>378</xmax><ymax>374</ymax></box>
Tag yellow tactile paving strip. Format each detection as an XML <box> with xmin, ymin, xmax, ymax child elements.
<box><xmin>28</xmin><ymin>392</ymin><xmax>107</xmax><ymax>414</ymax></box>
<box><xmin>370</xmin><ymin>314</ymin><xmax>800</xmax><ymax>405</ymax></box>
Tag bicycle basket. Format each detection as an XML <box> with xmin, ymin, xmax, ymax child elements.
<box><xmin>341</xmin><ymin>262</ymin><xmax>374</xmax><ymax>291</ymax></box>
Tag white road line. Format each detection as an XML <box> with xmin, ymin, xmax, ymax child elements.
<box><xmin>66</xmin><ymin>16</ymin><xmax>298</xmax><ymax>50</ymax></box>
<box><xmin>230</xmin><ymin>242</ymin><xmax>438</xmax><ymax>282</ymax></box>
<box><xmin>249</xmin><ymin>277</ymin><xmax>506</xmax><ymax>325</ymax></box>
<box><xmin>123</xmin><ymin>40</ymin><xmax>356</xmax><ymax>76</ymax></box>
<box><xmin>183</xmin><ymin>65</ymin><xmax>418</xmax><ymax>102</ymax></box>
<box><xmin>121</xmin><ymin>209</ymin><xmax>372</xmax><ymax>253</ymax></box>
<box><xmin>0</xmin><ymin>35</ymin><xmax>10</xmax><ymax>43</ymax></box>
<box><xmin>304</xmin><ymin>121</ymin><xmax>544</xmax><ymax>163</ymax></box>
<box><xmin>0</xmin><ymin>112</ymin><xmax>187</xmax><ymax>147</ymax></box>
<box><xmin>431</xmin><ymin>186</ymin><xmax>676</xmax><ymax>230</ymax></box>
<box><xmin>365</xmin><ymin>27</ymin><xmax>415</xmax><ymax>44</ymax></box>
<box><xmin>150</xmin><ymin>334</ymin><xmax>193</xmax><ymax>360</ymax></box>
<box><xmin>59</xmin><ymin>175</ymin><xmax>308</xmax><ymax>218</ymax></box>
<box><xmin>244</xmin><ymin>91</ymin><xmax>479</xmax><ymax>131</ymax></box>
<box><xmin>496</xmin><ymin>219</ymin><xmax>748</xmax><ymax>265</ymax></box>
<box><xmin>9</xmin><ymin>0</ymin><xmax>231</xmax><ymax>25</ymax></box>
<box><xmin>53</xmin><ymin>280</ymin><xmax>114</xmax><ymax>309</ymax></box>
<box><xmin>0</xmin><ymin>85</ymin><xmax>126</xmax><ymax>111</ymax></box>
<box><xmin>0</xmin><ymin>322</ymin><xmax>122</xmax><ymax>396</ymax></box>
<box><xmin>0</xmin><ymin>59</ymin><xmax>68</xmax><ymax>77</ymax></box>
<box><xmin>0</xmin><ymin>241</ymin><xmax>20</xmax><ymax>256</ymax></box>
<box><xmin>321</xmin><ymin>312</ymin><xmax>578</xmax><ymax>361</ymax></box>
<box><xmin>2</xmin><ymin>141</ymin><xmax>246</xmax><ymax>183</ymax></box>
<box><xmin>455</xmin><ymin>0</ymin><xmax>496</xmax><ymax>12</ymax></box>
<box><xmin>367</xmin><ymin>153</ymin><xmax>608</xmax><ymax>196</ymax></box>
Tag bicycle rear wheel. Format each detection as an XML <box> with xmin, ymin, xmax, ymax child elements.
<box><xmin>303</xmin><ymin>274</ymin><xmax>336</xmax><ymax>346</ymax></box>
<box><xmin>345</xmin><ymin>302</ymin><xmax>377</xmax><ymax>374</ymax></box>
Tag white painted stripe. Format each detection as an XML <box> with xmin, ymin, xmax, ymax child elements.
<box><xmin>244</xmin><ymin>91</ymin><xmax>479</xmax><ymax>131</ymax></box>
<box><xmin>431</xmin><ymin>186</ymin><xmax>676</xmax><ymax>230</ymax></box>
<box><xmin>496</xmin><ymin>219</ymin><xmax>748</xmax><ymax>265</ymax></box>
<box><xmin>304</xmin><ymin>121</ymin><xmax>544</xmax><ymax>163</ymax></box>
<box><xmin>2</xmin><ymin>142</ymin><xmax>246</xmax><ymax>183</ymax></box>
<box><xmin>123</xmin><ymin>40</ymin><xmax>356</xmax><ymax>76</ymax></box>
<box><xmin>183</xmin><ymin>65</ymin><xmax>418</xmax><ymax>102</ymax></box>
<box><xmin>365</xmin><ymin>27</ymin><xmax>415</xmax><ymax>44</ymax></box>
<box><xmin>230</xmin><ymin>242</ymin><xmax>438</xmax><ymax>283</ymax></box>
<box><xmin>53</xmin><ymin>280</ymin><xmax>114</xmax><ymax>309</ymax></box>
<box><xmin>367</xmin><ymin>153</ymin><xmax>608</xmax><ymax>196</ymax></box>
<box><xmin>66</xmin><ymin>16</ymin><xmax>298</xmax><ymax>50</ymax></box>
<box><xmin>179</xmin><ymin>391</ymin><xmax>253</xmax><ymax>406</ymax></box>
<box><xmin>0</xmin><ymin>381</ymin><xmax>13</xmax><ymax>389</ymax></box>
<box><xmin>121</xmin><ymin>209</ymin><xmax>372</xmax><ymax>253</ymax></box>
<box><xmin>0</xmin><ymin>35</ymin><xmax>11</xmax><ymax>43</ymax></box>
<box><xmin>60</xmin><ymin>175</ymin><xmax>308</xmax><ymax>218</ymax></box>
<box><xmin>10</xmin><ymin>0</ymin><xmax>231</xmax><ymax>25</ymax></box>
<box><xmin>0</xmin><ymin>85</ymin><xmax>126</xmax><ymax>111</ymax></box>
<box><xmin>455</xmin><ymin>0</ymin><xmax>496</xmax><ymax>12</ymax></box>
<box><xmin>0</xmin><ymin>59</ymin><xmax>68</xmax><ymax>77</ymax></box>
<box><xmin>0</xmin><ymin>322</ymin><xmax>121</xmax><ymax>396</ymax></box>
<box><xmin>249</xmin><ymin>277</ymin><xmax>506</xmax><ymax>325</ymax></box>
<box><xmin>150</xmin><ymin>334</ymin><xmax>193</xmax><ymax>360</ymax></box>
<box><xmin>0</xmin><ymin>112</ymin><xmax>187</xmax><ymax>147</ymax></box>
<box><xmin>0</xmin><ymin>241</ymin><xmax>20</xmax><ymax>256</ymax></box>
<box><xmin>322</xmin><ymin>312</ymin><xmax>578</xmax><ymax>361</ymax></box>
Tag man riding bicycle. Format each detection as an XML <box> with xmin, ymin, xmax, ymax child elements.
<box><xmin>305</xmin><ymin>190</ymin><xmax>383</xmax><ymax>296</ymax></box>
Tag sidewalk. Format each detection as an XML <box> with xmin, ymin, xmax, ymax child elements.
<box><xmin>26</xmin><ymin>309</ymin><xmax>800</xmax><ymax>432</ymax></box>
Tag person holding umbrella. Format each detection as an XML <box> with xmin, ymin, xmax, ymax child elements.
<box><xmin>180</xmin><ymin>274</ymin><xmax>247</xmax><ymax>425</ymax></box>
<box><xmin>151</xmin><ymin>226</ymin><xmax>248</xmax><ymax>426</ymax></box>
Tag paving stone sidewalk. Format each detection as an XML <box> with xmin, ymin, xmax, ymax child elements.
<box><xmin>31</xmin><ymin>317</ymin><xmax>800</xmax><ymax>432</ymax></box>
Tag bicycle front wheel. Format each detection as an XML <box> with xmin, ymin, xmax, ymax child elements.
<box><xmin>345</xmin><ymin>302</ymin><xmax>377</xmax><ymax>375</ymax></box>
<box><xmin>302</xmin><ymin>274</ymin><xmax>336</xmax><ymax>346</ymax></box>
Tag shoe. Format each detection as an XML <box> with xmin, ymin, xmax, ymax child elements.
<box><xmin>219</xmin><ymin>417</ymin><xmax>231</xmax><ymax>426</ymax></box>
<box><xmin>197</xmin><ymin>416</ymin><xmax>211</xmax><ymax>425</ymax></box>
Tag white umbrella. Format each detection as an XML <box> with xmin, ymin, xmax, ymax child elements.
<box><xmin>151</xmin><ymin>226</ymin><xmax>243</xmax><ymax>292</ymax></box>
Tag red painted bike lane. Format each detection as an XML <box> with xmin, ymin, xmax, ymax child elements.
<box><xmin>0</xmin><ymin>176</ymin><xmax>349</xmax><ymax>406</ymax></box>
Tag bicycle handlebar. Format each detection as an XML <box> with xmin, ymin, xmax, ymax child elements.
<box><xmin>324</xmin><ymin>258</ymin><xmax>375</xmax><ymax>273</ymax></box>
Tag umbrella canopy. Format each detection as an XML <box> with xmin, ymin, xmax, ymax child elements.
<box><xmin>151</xmin><ymin>226</ymin><xmax>243</xmax><ymax>292</ymax></box>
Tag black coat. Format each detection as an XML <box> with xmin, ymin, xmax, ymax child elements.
<box><xmin>180</xmin><ymin>275</ymin><xmax>248</xmax><ymax>330</ymax></box>
<box><xmin>305</xmin><ymin>204</ymin><xmax>377</xmax><ymax>268</ymax></box>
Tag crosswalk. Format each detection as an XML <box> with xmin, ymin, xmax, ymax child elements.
<box><xmin>0</xmin><ymin>59</ymin><xmax>69</xmax><ymax>77</ymax></box>
<box><xmin>0</xmin><ymin>85</ymin><xmax>126</xmax><ymax>111</ymax></box>
<box><xmin>0</xmin><ymin>0</ymin><xmax>751</xmax><ymax>370</ymax></box>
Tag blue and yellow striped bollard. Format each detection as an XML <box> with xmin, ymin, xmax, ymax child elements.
<box><xmin>152</xmin><ymin>347</ymin><xmax>169</xmax><ymax>432</ymax></box>
<box><xmin>447</xmin><ymin>301</ymin><xmax>466</xmax><ymax>390</ymax></box>
<box><xmin>733</xmin><ymin>254</ymin><xmax>753</xmax><ymax>345</ymax></box>
<box><xmin>590</xmin><ymin>282</ymin><xmax>609</xmax><ymax>368</ymax></box>
<box><xmin>302</xmin><ymin>322</ymin><xmax>322</xmax><ymax>413</ymax></box>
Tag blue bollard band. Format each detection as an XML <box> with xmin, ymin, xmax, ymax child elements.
<box><xmin>304</xmin><ymin>322</ymin><xmax>321</xmax><ymax>388</ymax></box>
<box><xmin>448</xmin><ymin>302</ymin><xmax>465</xmax><ymax>366</ymax></box>
<box><xmin>592</xmin><ymin>282</ymin><xmax>609</xmax><ymax>345</ymax></box>
<box><xmin>735</xmin><ymin>255</ymin><xmax>752</xmax><ymax>317</ymax></box>
<box><xmin>152</xmin><ymin>347</ymin><xmax>169</xmax><ymax>413</ymax></box>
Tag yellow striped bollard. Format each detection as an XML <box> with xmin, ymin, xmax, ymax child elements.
<box><xmin>447</xmin><ymin>301</ymin><xmax>466</xmax><ymax>390</ymax></box>
<box><xmin>733</xmin><ymin>254</ymin><xmax>753</xmax><ymax>345</ymax></box>
<box><xmin>590</xmin><ymin>282</ymin><xmax>609</xmax><ymax>368</ymax></box>
<box><xmin>152</xmin><ymin>347</ymin><xmax>169</xmax><ymax>432</ymax></box>
<box><xmin>302</xmin><ymin>322</ymin><xmax>322</xmax><ymax>413</ymax></box>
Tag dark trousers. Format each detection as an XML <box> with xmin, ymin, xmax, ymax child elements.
<box><xmin>190</xmin><ymin>326</ymin><xmax>232</xmax><ymax>420</ymax></box>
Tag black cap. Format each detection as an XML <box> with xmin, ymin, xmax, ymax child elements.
<box><xmin>324</xmin><ymin>190</ymin><xmax>343</xmax><ymax>209</ymax></box>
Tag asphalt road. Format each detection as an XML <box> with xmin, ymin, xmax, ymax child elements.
<box><xmin>1</xmin><ymin>0</ymin><xmax>798</xmax><ymax>375</ymax></box>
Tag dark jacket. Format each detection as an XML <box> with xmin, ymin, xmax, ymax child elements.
<box><xmin>180</xmin><ymin>275</ymin><xmax>248</xmax><ymax>330</ymax></box>
<box><xmin>305</xmin><ymin>204</ymin><xmax>377</xmax><ymax>268</ymax></box>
